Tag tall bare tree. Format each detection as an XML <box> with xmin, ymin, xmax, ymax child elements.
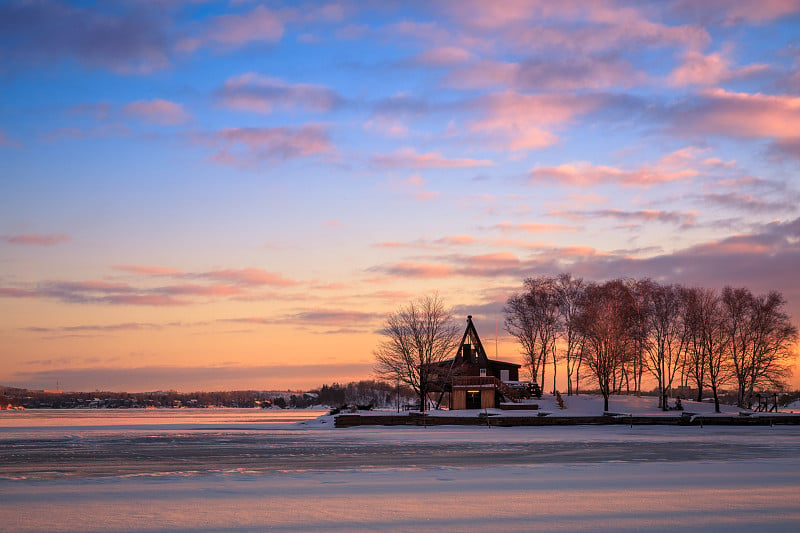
<box><xmin>642</xmin><ymin>283</ymin><xmax>690</xmax><ymax>410</ymax></box>
<box><xmin>683</xmin><ymin>287</ymin><xmax>708</xmax><ymax>401</ymax></box>
<box><xmin>575</xmin><ymin>280</ymin><xmax>637</xmax><ymax>412</ymax></box>
<box><xmin>554</xmin><ymin>273</ymin><xmax>586</xmax><ymax>395</ymax></box>
<box><xmin>374</xmin><ymin>294</ymin><xmax>460</xmax><ymax>412</ymax></box>
<box><xmin>696</xmin><ymin>288</ymin><xmax>730</xmax><ymax>413</ymax></box>
<box><xmin>626</xmin><ymin>278</ymin><xmax>656</xmax><ymax>395</ymax></box>
<box><xmin>721</xmin><ymin>287</ymin><xmax>797</xmax><ymax>407</ymax></box>
<box><xmin>505</xmin><ymin>276</ymin><xmax>559</xmax><ymax>388</ymax></box>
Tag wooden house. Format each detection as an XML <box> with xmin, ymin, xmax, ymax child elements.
<box><xmin>435</xmin><ymin>316</ymin><xmax>522</xmax><ymax>409</ymax></box>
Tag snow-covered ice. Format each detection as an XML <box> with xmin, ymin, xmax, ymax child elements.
<box><xmin>2</xmin><ymin>404</ymin><xmax>799</xmax><ymax>532</ymax></box>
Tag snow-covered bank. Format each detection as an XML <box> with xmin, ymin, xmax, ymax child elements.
<box><xmin>326</xmin><ymin>394</ymin><xmax>800</xmax><ymax>427</ymax></box>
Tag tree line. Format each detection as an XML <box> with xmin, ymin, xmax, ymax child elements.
<box><xmin>505</xmin><ymin>274</ymin><xmax>798</xmax><ymax>412</ymax></box>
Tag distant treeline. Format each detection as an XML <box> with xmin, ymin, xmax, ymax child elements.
<box><xmin>0</xmin><ymin>380</ymin><xmax>416</xmax><ymax>410</ymax></box>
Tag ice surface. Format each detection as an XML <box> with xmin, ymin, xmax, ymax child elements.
<box><xmin>2</xmin><ymin>407</ymin><xmax>799</xmax><ymax>532</ymax></box>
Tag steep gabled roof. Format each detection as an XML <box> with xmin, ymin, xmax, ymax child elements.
<box><xmin>454</xmin><ymin>315</ymin><xmax>491</xmax><ymax>366</ymax></box>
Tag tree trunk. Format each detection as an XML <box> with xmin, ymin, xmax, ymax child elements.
<box><xmin>711</xmin><ymin>383</ymin><xmax>720</xmax><ymax>413</ymax></box>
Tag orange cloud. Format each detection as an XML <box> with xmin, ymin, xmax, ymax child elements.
<box><xmin>6</xmin><ymin>233</ymin><xmax>69</xmax><ymax>246</ymax></box>
<box><xmin>434</xmin><ymin>234</ymin><xmax>478</xmax><ymax>245</ymax></box>
<box><xmin>204</xmin><ymin>268</ymin><xmax>299</xmax><ymax>287</ymax></box>
<box><xmin>123</xmin><ymin>99</ymin><xmax>190</xmax><ymax>125</ymax></box>
<box><xmin>373</xmin><ymin>148</ymin><xmax>493</xmax><ymax>169</ymax></box>
<box><xmin>112</xmin><ymin>265</ymin><xmax>182</xmax><ymax>276</ymax></box>
<box><xmin>491</xmin><ymin>222</ymin><xmax>576</xmax><ymax>234</ymax></box>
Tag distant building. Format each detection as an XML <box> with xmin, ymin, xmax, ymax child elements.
<box><xmin>431</xmin><ymin>316</ymin><xmax>523</xmax><ymax>409</ymax></box>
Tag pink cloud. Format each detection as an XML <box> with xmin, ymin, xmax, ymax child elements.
<box><xmin>206</xmin><ymin>125</ymin><xmax>333</xmax><ymax>165</ymax></box>
<box><xmin>469</xmin><ymin>91</ymin><xmax>603</xmax><ymax>151</ymax></box>
<box><xmin>157</xmin><ymin>284</ymin><xmax>244</xmax><ymax>297</ymax></box>
<box><xmin>363</xmin><ymin>116</ymin><xmax>409</xmax><ymax>138</ymax></box>
<box><xmin>104</xmin><ymin>294</ymin><xmax>187</xmax><ymax>306</ymax></box>
<box><xmin>371</xmin><ymin>235</ymin><xmax>479</xmax><ymax>250</ymax></box>
<box><xmin>6</xmin><ymin>233</ymin><xmax>69</xmax><ymax>246</ymax></box>
<box><xmin>448</xmin><ymin>56</ymin><xmax>644</xmax><ymax>92</ymax></box>
<box><xmin>491</xmin><ymin>222</ymin><xmax>576</xmax><ymax>234</ymax></box>
<box><xmin>205</xmin><ymin>5</ymin><xmax>285</xmax><ymax>46</ymax></box>
<box><xmin>50</xmin><ymin>280</ymin><xmax>135</xmax><ymax>293</ymax></box>
<box><xmin>215</xmin><ymin>73</ymin><xmax>341</xmax><ymax>113</ymax></box>
<box><xmin>371</xmin><ymin>241</ymin><xmax>419</xmax><ymax>249</ymax></box>
<box><xmin>434</xmin><ymin>235</ymin><xmax>478</xmax><ymax>245</ymax></box>
<box><xmin>671</xmin><ymin>89</ymin><xmax>800</xmax><ymax>140</ymax></box>
<box><xmin>0</xmin><ymin>287</ymin><xmax>35</xmax><ymax>298</ymax></box>
<box><xmin>669</xmin><ymin>50</ymin><xmax>767</xmax><ymax>87</ymax></box>
<box><xmin>449</xmin><ymin>2</ymin><xmax>709</xmax><ymax>53</ymax></box>
<box><xmin>372</xmin><ymin>148</ymin><xmax>493</xmax><ymax>169</ymax></box>
<box><xmin>670</xmin><ymin>0</ymin><xmax>800</xmax><ymax>25</ymax></box>
<box><xmin>457</xmin><ymin>252</ymin><xmax>521</xmax><ymax>275</ymax></box>
<box><xmin>204</xmin><ymin>268</ymin><xmax>299</xmax><ymax>287</ymax></box>
<box><xmin>392</xmin><ymin>174</ymin><xmax>441</xmax><ymax>201</ymax></box>
<box><xmin>445</xmin><ymin>59</ymin><xmax>518</xmax><ymax>89</ymax></box>
<box><xmin>123</xmin><ymin>99</ymin><xmax>190</xmax><ymax>125</ymax></box>
<box><xmin>553</xmin><ymin>209</ymin><xmax>697</xmax><ymax>227</ymax></box>
<box><xmin>371</xmin><ymin>262</ymin><xmax>456</xmax><ymax>279</ymax></box>
<box><xmin>413</xmin><ymin>46</ymin><xmax>473</xmax><ymax>66</ymax></box>
<box><xmin>112</xmin><ymin>265</ymin><xmax>182</xmax><ymax>276</ymax></box>
<box><xmin>530</xmin><ymin>147</ymin><xmax>702</xmax><ymax>187</ymax></box>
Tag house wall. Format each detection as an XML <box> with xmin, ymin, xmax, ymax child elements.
<box><xmin>451</xmin><ymin>387</ymin><xmax>495</xmax><ymax>409</ymax></box>
<box><xmin>452</xmin><ymin>389</ymin><xmax>466</xmax><ymax>410</ymax></box>
<box><xmin>481</xmin><ymin>388</ymin><xmax>495</xmax><ymax>409</ymax></box>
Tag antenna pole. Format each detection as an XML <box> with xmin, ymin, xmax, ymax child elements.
<box><xmin>495</xmin><ymin>318</ymin><xmax>498</xmax><ymax>358</ymax></box>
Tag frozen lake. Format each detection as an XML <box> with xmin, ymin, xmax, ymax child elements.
<box><xmin>2</xmin><ymin>409</ymin><xmax>800</xmax><ymax>532</ymax></box>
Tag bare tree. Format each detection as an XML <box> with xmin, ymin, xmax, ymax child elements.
<box><xmin>626</xmin><ymin>278</ymin><xmax>656</xmax><ymax>395</ymax></box>
<box><xmin>374</xmin><ymin>294</ymin><xmax>460</xmax><ymax>412</ymax></box>
<box><xmin>695</xmin><ymin>288</ymin><xmax>731</xmax><ymax>413</ymax></box>
<box><xmin>554</xmin><ymin>273</ymin><xmax>586</xmax><ymax>395</ymax></box>
<box><xmin>642</xmin><ymin>283</ymin><xmax>690</xmax><ymax>410</ymax></box>
<box><xmin>505</xmin><ymin>276</ymin><xmax>559</xmax><ymax>388</ymax></box>
<box><xmin>575</xmin><ymin>280</ymin><xmax>637</xmax><ymax>412</ymax></box>
<box><xmin>683</xmin><ymin>287</ymin><xmax>708</xmax><ymax>401</ymax></box>
<box><xmin>721</xmin><ymin>287</ymin><xmax>797</xmax><ymax>408</ymax></box>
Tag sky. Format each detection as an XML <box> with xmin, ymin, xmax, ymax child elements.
<box><xmin>1</xmin><ymin>0</ymin><xmax>800</xmax><ymax>393</ymax></box>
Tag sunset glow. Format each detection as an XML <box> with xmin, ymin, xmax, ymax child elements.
<box><xmin>1</xmin><ymin>1</ymin><xmax>799</xmax><ymax>391</ymax></box>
